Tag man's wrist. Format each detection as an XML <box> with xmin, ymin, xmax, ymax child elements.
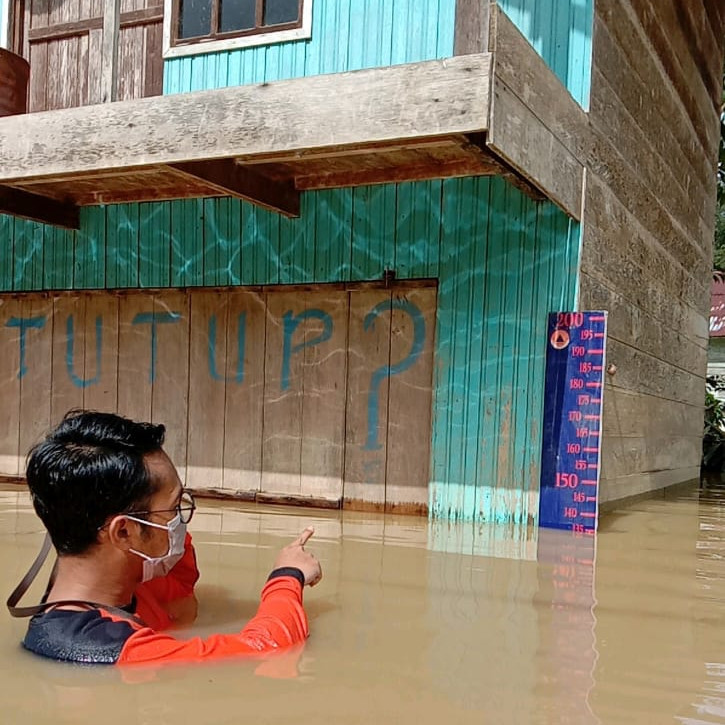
<box><xmin>267</xmin><ymin>567</ymin><xmax>305</xmax><ymax>588</ymax></box>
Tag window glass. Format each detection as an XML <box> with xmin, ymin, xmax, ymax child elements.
<box><xmin>178</xmin><ymin>0</ymin><xmax>213</xmax><ymax>38</ymax></box>
<box><xmin>263</xmin><ymin>0</ymin><xmax>299</xmax><ymax>27</ymax></box>
<box><xmin>220</xmin><ymin>0</ymin><xmax>257</xmax><ymax>34</ymax></box>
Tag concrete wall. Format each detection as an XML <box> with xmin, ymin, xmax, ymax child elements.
<box><xmin>578</xmin><ymin>0</ymin><xmax>725</xmax><ymax>502</ymax></box>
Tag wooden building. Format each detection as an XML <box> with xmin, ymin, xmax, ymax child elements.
<box><xmin>0</xmin><ymin>0</ymin><xmax>722</xmax><ymax>522</ymax></box>
<box><xmin>708</xmin><ymin>274</ymin><xmax>725</xmax><ymax>386</ymax></box>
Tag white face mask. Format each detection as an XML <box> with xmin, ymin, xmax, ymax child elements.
<box><xmin>127</xmin><ymin>513</ymin><xmax>187</xmax><ymax>582</ymax></box>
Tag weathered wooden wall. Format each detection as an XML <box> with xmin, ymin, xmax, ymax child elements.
<box><xmin>0</xmin><ymin>284</ymin><xmax>436</xmax><ymax>511</ymax></box>
<box><xmin>0</xmin><ymin>177</ymin><xmax>579</xmax><ymax>522</ymax></box>
<box><xmin>9</xmin><ymin>0</ymin><xmax>162</xmax><ymax>110</ymax></box>
<box><xmin>578</xmin><ymin>0</ymin><xmax>725</xmax><ymax>502</ymax></box>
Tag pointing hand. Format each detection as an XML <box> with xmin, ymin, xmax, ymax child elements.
<box><xmin>273</xmin><ymin>526</ymin><xmax>322</xmax><ymax>587</ymax></box>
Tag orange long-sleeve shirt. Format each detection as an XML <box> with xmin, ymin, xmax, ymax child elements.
<box><xmin>22</xmin><ymin>535</ymin><xmax>309</xmax><ymax>665</ymax></box>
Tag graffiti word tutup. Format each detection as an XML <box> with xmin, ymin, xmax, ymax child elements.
<box><xmin>4</xmin><ymin>301</ymin><xmax>426</xmax><ymax>451</ymax></box>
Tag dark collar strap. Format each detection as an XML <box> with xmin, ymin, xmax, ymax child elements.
<box><xmin>7</xmin><ymin>532</ymin><xmax>55</xmax><ymax>617</ymax></box>
<box><xmin>6</xmin><ymin>532</ymin><xmax>140</xmax><ymax>622</ymax></box>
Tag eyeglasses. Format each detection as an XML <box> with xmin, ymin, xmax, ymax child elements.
<box><xmin>126</xmin><ymin>490</ymin><xmax>197</xmax><ymax>525</ymax></box>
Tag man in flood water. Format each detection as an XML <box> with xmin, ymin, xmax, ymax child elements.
<box><xmin>11</xmin><ymin>410</ymin><xmax>321</xmax><ymax>664</ymax></box>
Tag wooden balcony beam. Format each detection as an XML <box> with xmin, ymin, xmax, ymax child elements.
<box><xmin>0</xmin><ymin>186</ymin><xmax>80</xmax><ymax>229</ymax></box>
<box><xmin>0</xmin><ymin>55</ymin><xmax>492</xmax><ymax>183</ymax></box>
<box><xmin>170</xmin><ymin>159</ymin><xmax>300</xmax><ymax>217</ymax></box>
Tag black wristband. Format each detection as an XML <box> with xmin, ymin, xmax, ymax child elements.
<box><xmin>267</xmin><ymin>567</ymin><xmax>305</xmax><ymax>588</ymax></box>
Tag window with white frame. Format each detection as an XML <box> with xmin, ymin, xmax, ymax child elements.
<box><xmin>164</xmin><ymin>0</ymin><xmax>312</xmax><ymax>58</ymax></box>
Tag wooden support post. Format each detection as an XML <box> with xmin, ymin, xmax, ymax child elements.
<box><xmin>454</xmin><ymin>0</ymin><xmax>495</xmax><ymax>55</ymax></box>
<box><xmin>170</xmin><ymin>159</ymin><xmax>301</xmax><ymax>217</ymax></box>
<box><xmin>463</xmin><ymin>132</ymin><xmax>546</xmax><ymax>202</ymax></box>
<box><xmin>0</xmin><ymin>186</ymin><xmax>80</xmax><ymax>229</ymax></box>
<box><xmin>101</xmin><ymin>0</ymin><xmax>121</xmax><ymax>102</ymax></box>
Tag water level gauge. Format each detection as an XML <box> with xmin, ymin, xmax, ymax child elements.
<box><xmin>539</xmin><ymin>311</ymin><xmax>608</xmax><ymax>533</ymax></box>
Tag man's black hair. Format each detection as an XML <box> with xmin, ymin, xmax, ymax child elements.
<box><xmin>26</xmin><ymin>410</ymin><xmax>166</xmax><ymax>555</ymax></box>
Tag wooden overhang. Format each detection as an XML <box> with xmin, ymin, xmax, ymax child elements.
<box><xmin>0</xmin><ymin>9</ymin><xmax>585</xmax><ymax>230</ymax></box>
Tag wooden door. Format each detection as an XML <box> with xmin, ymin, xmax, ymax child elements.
<box><xmin>12</xmin><ymin>0</ymin><xmax>163</xmax><ymax>111</ymax></box>
<box><xmin>0</xmin><ymin>285</ymin><xmax>437</xmax><ymax>512</ymax></box>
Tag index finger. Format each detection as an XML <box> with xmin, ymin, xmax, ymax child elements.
<box><xmin>293</xmin><ymin>526</ymin><xmax>315</xmax><ymax>547</ymax></box>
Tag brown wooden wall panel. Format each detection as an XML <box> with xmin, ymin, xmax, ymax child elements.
<box><xmin>299</xmin><ymin>289</ymin><xmax>348</xmax><ymax>501</ymax></box>
<box><xmin>221</xmin><ymin>290</ymin><xmax>266</xmax><ymax>492</ymax></box>
<box><xmin>0</xmin><ymin>298</ymin><xmax>23</xmax><ymax>475</ymax></box>
<box><xmin>187</xmin><ymin>291</ymin><xmax>227</xmax><ymax>490</ymax></box>
<box><xmin>28</xmin><ymin>41</ymin><xmax>48</xmax><ymax>112</ymax></box>
<box><xmin>17</xmin><ymin>0</ymin><xmax>162</xmax><ymax>111</ymax></box>
<box><xmin>384</xmin><ymin>287</ymin><xmax>436</xmax><ymax>512</ymax></box>
<box><xmin>0</xmin><ymin>286</ymin><xmax>436</xmax><ymax>508</ymax></box>
<box><xmin>82</xmin><ymin>295</ymin><xmax>120</xmax><ymax>412</ymax></box>
<box><xmin>117</xmin><ymin>294</ymin><xmax>154</xmax><ymax>423</ymax></box>
<box><xmin>261</xmin><ymin>291</ymin><xmax>305</xmax><ymax>496</ymax></box>
<box><xmin>18</xmin><ymin>296</ymin><xmax>53</xmax><ymax>461</ymax></box>
<box><xmin>625</xmin><ymin>0</ymin><xmax>719</xmax><ymax>155</ymax></box>
<box><xmin>0</xmin><ymin>49</ymin><xmax>29</xmax><ymax>116</ymax></box>
<box><xmin>50</xmin><ymin>295</ymin><xmax>85</xmax><ymax>425</ymax></box>
<box><xmin>30</xmin><ymin>0</ymin><xmax>50</xmax><ymax>29</ymax></box>
<box><xmin>117</xmin><ymin>24</ymin><xmax>143</xmax><ymax>101</ymax></box>
<box><xmin>343</xmin><ymin>289</ymin><xmax>394</xmax><ymax>509</ymax></box>
<box><xmin>86</xmin><ymin>28</ymin><xmax>104</xmax><ymax>103</ymax></box>
<box><xmin>150</xmin><ymin>291</ymin><xmax>190</xmax><ymax>482</ymax></box>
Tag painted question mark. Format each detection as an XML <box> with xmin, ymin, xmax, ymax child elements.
<box><xmin>363</xmin><ymin>299</ymin><xmax>425</xmax><ymax>451</ymax></box>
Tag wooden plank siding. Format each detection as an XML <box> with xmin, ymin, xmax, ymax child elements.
<box><xmin>384</xmin><ymin>286</ymin><xmax>436</xmax><ymax>513</ymax></box>
<box><xmin>163</xmin><ymin>0</ymin><xmax>457</xmax><ymax>94</ymax></box>
<box><xmin>577</xmin><ymin>0</ymin><xmax>725</xmax><ymax>502</ymax></box>
<box><xmin>0</xmin><ymin>177</ymin><xmax>579</xmax><ymax>522</ymax></box>
<box><xmin>221</xmin><ymin>289</ymin><xmax>266</xmax><ymax>492</ymax></box>
<box><xmin>0</xmin><ymin>297</ymin><xmax>23</xmax><ymax>475</ymax></box>
<box><xmin>497</xmin><ymin>0</ymin><xmax>593</xmax><ymax>108</ymax></box>
<box><xmin>343</xmin><ymin>289</ymin><xmax>394</xmax><ymax>510</ymax></box>
<box><xmin>0</xmin><ymin>283</ymin><xmax>436</xmax><ymax>511</ymax></box>
<box><xmin>13</xmin><ymin>0</ymin><xmax>162</xmax><ymax>110</ymax></box>
<box><xmin>17</xmin><ymin>295</ymin><xmax>53</xmax><ymax>460</ymax></box>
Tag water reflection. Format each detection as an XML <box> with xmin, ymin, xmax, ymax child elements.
<box><xmin>536</xmin><ymin>529</ymin><xmax>599</xmax><ymax>725</ymax></box>
<box><xmin>1</xmin><ymin>484</ymin><xmax>724</xmax><ymax>724</ymax></box>
<box><xmin>675</xmin><ymin>485</ymin><xmax>725</xmax><ymax>725</ymax></box>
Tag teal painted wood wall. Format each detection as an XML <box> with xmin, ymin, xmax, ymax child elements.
<box><xmin>0</xmin><ymin>0</ymin><xmax>6</xmax><ymax>47</ymax></box>
<box><xmin>499</xmin><ymin>0</ymin><xmax>593</xmax><ymax>107</ymax></box>
<box><xmin>0</xmin><ymin>178</ymin><xmax>578</xmax><ymax>523</ymax></box>
<box><xmin>163</xmin><ymin>0</ymin><xmax>593</xmax><ymax>108</ymax></box>
<box><xmin>163</xmin><ymin>0</ymin><xmax>456</xmax><ymax>93</ymax></box>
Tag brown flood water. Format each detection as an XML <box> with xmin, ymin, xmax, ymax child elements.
<box><xmin>1</xmin><ymin>482</ymin><xmax>724</xmax><ymax>724</ymax></box>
